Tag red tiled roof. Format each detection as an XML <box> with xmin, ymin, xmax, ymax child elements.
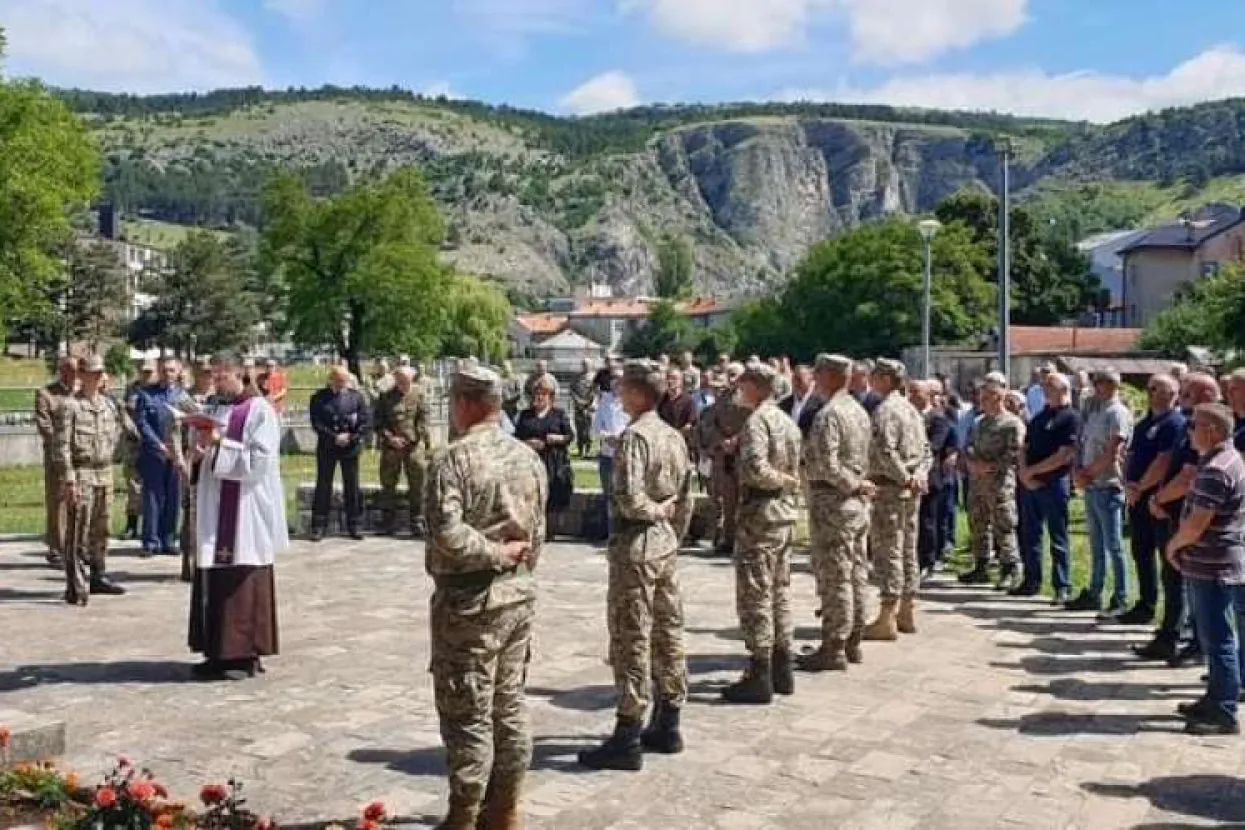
<box><xmin>514</xmin><ymin>314</ymin><xmax>568</xmax><ymax>335</ymax></box>
<box><xmin>677</xmin><ymin>297</ymin><xmax>731</xmax><ymax>315</ymax></box>
<box><xmin>569</xmin><ymin>299</ymin><xmax>653</xmax><ymax>318</ymax></box>
<box><xmin>1010</xmin><ymin>326</ymin><xmax>1142</xmax><ymax>355</ymax></box>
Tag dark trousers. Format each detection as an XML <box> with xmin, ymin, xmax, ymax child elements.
<box><xmin>139</xmin><ymin>453</ymin><xmax>181</xmax><ymax>553</ymax></box>
<box><xmin>940</xmin><ymin>480</ymin><xmax>958</xmax><ymax>553</ymax></box>
<box><xmin>918</xmin><ymin>490</ymin><xmax>941</xmax><ymax>571</ymax></box>
<box><xmin>1128</xmin><ymin>501</ymin><xmax>1160</xmax><ymax>614</ymax></box>
<box><xmin>1019</xmin><ymin>479</ymin><xmax>1072</xmax><ymax>591</ymax></box>
<box><xmin>312</xmin><ymin>447</ymin><xmax>362</xmax><ymax>531</ymax></box>
<box><xmin>1155</xmin><ymin>518</ymin><xmax>1187</xmax><ymax>642</ymax></box>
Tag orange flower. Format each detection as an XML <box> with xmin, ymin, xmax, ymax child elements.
<box><xmin>95</xmin><ymin>787</ymin><xmax>118</xmax><ymax>809</ymax></box>
<box><xmin>363</xmin><ymin>801</ymin><xmax>387</xmax><ymax>822</ymax></box>
<box><xmin>199</xmin><ymin>783</ymin><xmax>229</xmax><ymax>805</ymax></box>
<box><xmin>66</xmin><ymin>772</ymin><xmax>81</xmax><ymax>791</ymax></box>
<box><xmin>0</xmin><ymin>726</ymin><xmax>11</xmax><ymax>749</ymax></box>
<box><xmin>155</xmin><ymin>814</ymin><xmax>175</xmax><ymax>829</ymax></box>
<box><xmin>128</xmin><ymin>781</ymin><xmax>157</xmax><ymax>802</ymax></box>
<box><xmin>356</xmin><ymin>821</ymin><xmax>380</xmax><ymax>830</ymax></box>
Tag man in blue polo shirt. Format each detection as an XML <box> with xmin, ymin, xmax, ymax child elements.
<box><xmin>1015</xmin><ymin>372</ymin><xmax>1080</xmax><ymax>601</ymax></box>
<box><xmin>1118</xmin><ymin>374</ymin><xmax>1184</xmax><ymax>624</ymax></box>
<box><xmin>1229</xmin><ymin>370</ymin><xmax>1245</xmax><ymax>452</ymax></box>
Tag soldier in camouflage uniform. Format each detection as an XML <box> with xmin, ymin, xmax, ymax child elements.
<box><xmin>423</xmin><ymin>364</ymin><xmax>547</xmax><ymax>830</ymax></box>
<box><xmin>958</xmin><ymin>375</ymin><xmax>1026</xmax><ymax>590</ymax></box>
<box><xmin>120</xmin><ymin>363</ymin><xmax>155</xmax><ymax>540</ymax></box>
<box><xmin>699</xmin><ymin>362</ymin><xmax>748</xmax><ymax>554</ymax></box>
<box><xmin>35</xmin><ymin>356</ymin><xmax>78</xmax><ymax>567</ymax></box>
<box><xmin>500</xmin><ymin>361</ymin><xmax>523</xmax><ymax>423</ymax></box>
<box><xmin>570</xmin><ymin>358</ymin><xmax>597</xmax><ymax>458</ymax></box>
<box><xmin>56</xmin><ymin>356</ymin><xmax>127</xmax><ymax>604</ymax></box>
<box><xmin>376</xmin><ymin>367</ymin><xmax>433</xmax><ymax>536</ymax></box>
<box><xmin>863</xmin><ymin>359</ymin><xmax>932</xmax><ymax>641</ymax></box>
<box><xmin>579</xmin><ymin>360</ymin><xmax>693</xmax><ymax>771</ymax></box>
<box><xmin>798</xmin><ymin>354</ymin><xmax>876</xmax><ymax>671</ymax></box>
<box><xmin>721</xmin><ymin>363</ymin><xmax>802</xmax><ymax>704</ymax></box>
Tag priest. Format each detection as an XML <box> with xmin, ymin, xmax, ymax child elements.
<box><xmin>186</xmin><ymin>355</ymin><xmax>287</xmax><ymax>681</ymax></box>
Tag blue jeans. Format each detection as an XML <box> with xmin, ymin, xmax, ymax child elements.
<box><xmin>1084</xmin><ymin>486</ymin><xmax>1127</xmax><ymax>606</ymax></box>
<box><xmin>1020</xmin><ymin>478</ymin><xmax>1071</xmax><ymax>591</ymax></box>
<box><xmin>1188</xmin><ymin>578</ymin><xmax>1241</xmax><ymax>721</ymax></box>
<box><xmin>139</xmin><ymin>453</ymin><xmax>181</xmax><ymax>553</ymax></box>
<box><xmin>598</xmin><ymin>455</ymin><xmax>615</xmax><ymax>537</ymax></box>
<box><xmin>940</xmin><ymin>480</ymin><xmax>958</xmax><ymax>553</ymax></box>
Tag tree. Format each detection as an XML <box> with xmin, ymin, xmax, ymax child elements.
<box><xmin>935</xmin><ymin>189</ymin><xmax>1101</xmax><ymax>326</ymax></box>
<box><xmin>260</xmin><ymin>167</ymin><xmax>453</xmax><ymax>375</ymax></box>
<box><xmin>1139</xmin><ymin>265</ymin><xmax>1245</xmax><ymax>356</ymax></box>
<box><xmin>441</xmin><ymin>276</ymin><xmax>511</xmax><ymax>361</ymax></box>
<box><xmin>59</xmin><ymin>241</ymin><xmax>129</xmax><ymax>351</ymax></box>
<box><xmin>621</xmin><ymin>299</ymin><xmax>694</xmax><ymax>358</ymax></box>
<box><xmin>731</xmin><ymin>218</ymin><xmax>995</xmax><ymax>361</ymax></box>
<box><xmin>653</xmin><ymin>233</ymin><xmax>694</xmax><ymax>299</ymax></box>
<box><xmin>0</xmin><ymin>31</ymin><xmax>101</xmax><ymax>343</ymax></box>
<box><xmin>131</xmin><ymin>231</ymin><xmax>258</xmax><ymax>356</ymax></box>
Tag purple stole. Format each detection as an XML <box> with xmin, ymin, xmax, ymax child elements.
<box><xmin>213</xmin><ymin>397</ymin><xmax>254</xmax><ymax>566</ymax></box>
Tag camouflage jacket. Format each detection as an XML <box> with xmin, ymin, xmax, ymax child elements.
<box><xmin>375</xmin><ymin>386</ymin><xmax>432</xmax><ymax>453</ymax></box>
<box><xmin>869</xmin><ymin>390</ymin><xmax>933</xmax><ymax>492</ymax></box>
<box><xmin>611</xmin><ymin>410</ymin><xmax>693</xmax><ymax>560</ymax></box>
<box><xmin>424</xmin><ymin>422</ymin><xmax>547</xmax><ymax>613</ymax></box>
<box><xmin>34</xmin><ymin>380</ymin><xmax>74</xmax><ymax>452</ymax></box>
<box><xmin>804</xmin><ymin>389</ymin><xmax>872</xmax><ymax>498</ymax></box>
<box><xmin>738</xmin><ymin>400</ymin><xmax>802</xmax><ymax>525</ymax></box>
<box><xmin>569</xmin><ymin>372</ymin><xmax>596</xmax><ymax>412</ymax></box>
<box><xmin>56</xmin><ymin>393</ymin><xmax>122</xmax><ymax>485</ymax></box>
<box><xmin>969</xmin><ymin>410</ymin><xmax>1026</xmax><ymax>489</ymax></box>
<box><xmin>698</xmin><ymin>398</ymin><xmax>749</xmax><ymax>460</ymax></box>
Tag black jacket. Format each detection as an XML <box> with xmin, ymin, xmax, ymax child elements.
<box><xmin>779</xmin><ymin>393</ymin><xmax>827</xmax><ymax>438</ymax></box>
<box><xmin>924</xmin><ymin>408</ymin><xmax>957</xmax><ymax>489</ymax></box>
<box><xmin>310</xmin><ymin>387</ymin><xmax>372</xmax><ymax>456</ymax></box>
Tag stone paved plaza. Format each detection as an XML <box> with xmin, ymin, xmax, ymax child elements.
<box><xmin>3</xmin><ymin>536</ymin><xmax>1245</xmax><ymax>829</ymax></box>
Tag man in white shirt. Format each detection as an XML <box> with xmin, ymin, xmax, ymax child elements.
<box><xmin>1025</xmin><ymin>364</ymin><xmax>1054</xmax><ymax>419</ymax></box>
<box><xmin>592</xmin><ymin>367</ymin><xmax>629</xmax><ymax>538</ymax></box>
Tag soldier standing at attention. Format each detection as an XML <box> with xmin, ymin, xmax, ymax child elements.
<box><xmin>424</xmin><ymin>364</ymin><xmax>546</xmax><ymax>830</ymax></box>
<box><xmin>179</xmin><ymin>358</ymin><xmax>214</xmax><ymax>583</ymax></box>
<box><xmin>375</xmin><ymin>367</ymin><xmax>432</xmax><ymax>536</ymax></box>
<box><xmin>579</xmin><ymin>360</ymin><xmax>693</xmax><ymax>771</ymax></box>
<box><xmin>959</xmin><ymin>375</ymin><xmax>1027</xmax><ymax>590</ymax></box>
<box><xmin>56</xmin><ymin>355</ymin><xmax>126</xmax><ymax>604</ymax></box>
<box><xmin>862</xmin><ymin>359</ymin><xmax>932</xmax><ymax>641</ymax></box>
<box><xmin>722</xmin><ymin>363</ymin><xmax>802</xmax><ymax>704</ymax></box>
<box><xmin>569</xmin><ymin>357</ymin><xmax>597</xmax><ymax>458</ymax></box>
<box><xmin>702</xmin><ymin>362</ymin><xmax>748</xmax><ymax>554</ymax></box>
<box><xmin>35</xmin><ymin>355</ymin><xmax>78</xmax><ymax>568</ymax></box>
<box><xmin>798</xmin><ymin>354</ymin><xmax>875</xmax><ymax>672</ymax></box>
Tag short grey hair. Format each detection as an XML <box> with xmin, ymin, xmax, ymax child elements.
<box><xmin>1149</xmin><ymin>373</ymin><xmax>1179</xmax><ymax>395</ymax></box>
<box><xmin>1044</xmin><ymin>372</ymin><xmax>1071</xmax><ymax>393</ymax></box>
<box><xmin>1194</xmin><ymin>402</ymin><xmax>1235</xmax><ymax>438</ymax></box>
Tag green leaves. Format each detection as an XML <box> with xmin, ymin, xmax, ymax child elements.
<box><xmin>1139</xmin><ymin>264</ymin><xmax>1245</xmax><ymax>357</ymax></box>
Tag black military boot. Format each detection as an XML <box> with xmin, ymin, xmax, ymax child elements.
<box><xmin>721</xmin><ymin>654</ymin><xmax>774</xmax><ymax>705</ymax></box>
<box><xmin>377</xmin><ymin>513</ymin><xmax>396</xmax><ymax>536</ymax></box>
<box><xmin>640</xmin><ymin>700</ymin><xmax>684</xmax><ymax>754</ymax></box>
<box><xmin>845</xmin><ymin>629</ymin><xmax>864</xmax><ymax>665</ymax></box>
<box><xmin>308</xmin><ymin>520</ymin><xmax>326</xmax><ymax>543</ymax></box>
<box><xmin>122</xmin><ymin>514</ymin><xmax>138</xmax><ymax>540</ymax></box>
<box><xmin>772</xmin><ymin>648</ymin><xmax>794</xmax><ymax>696</ymax></box>
<box><xmin>578</xmin><ymin>717</ymin><xmax>644</xmax><ymax>771</ymax></box>
<box><xmin>958</xmin><ymin>563</ymin><xmax>992</xmax><ymax>585</ymax></box>
<box><xmin>795</xmin><ymin>641</ymin><xmax>848</xmax><ymax>672</ymax></box>
<box><xmin>89</xmin><ymin>565</ymin><xmax>126</xmax><ymax>596</ymax></box>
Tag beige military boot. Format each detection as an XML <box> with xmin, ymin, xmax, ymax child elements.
<box><xmin>861</xmin><ymin>599</ymin><xmax>899</xmax><ymax>641</ymax></box>
<box><xmin>437</xmin><ymin>799</ymin><xmax>480</xmax><ymax>830</ymax></box>
<box><xmin>897</xmin><ymin>595</ymin><xmax>918</xmax><ymax>634</ymax></box>
<box><xmin>477</xmin><ymin>788</ymin><xmax>523</xmax><ymax>830</ymax></box>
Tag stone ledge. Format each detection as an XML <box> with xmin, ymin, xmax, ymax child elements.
<box><xmin>0</xmin><ymin>711</ymin><xmax>65</xmax><ymax>769</ymax></box>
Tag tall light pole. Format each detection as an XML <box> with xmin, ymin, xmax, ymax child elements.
<box><xmin>996</xmin><ymin>138</ymin><xmax>1013</xmax><ymax>381</ymax></box>
<box><xmin>917</xmin><ymin>218</ymin><xmax>941</xmax><ymax>379</ymax></box>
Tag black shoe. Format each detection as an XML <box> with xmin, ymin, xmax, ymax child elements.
<box><xmin>1051</xmin><ymin>588</ymin><xmax>1071</xmax><ymax>606</ymax></box>
<box><xmin>1177</xmin><ymin>696</ymin><xmax>1212</xmax><ymax>718</ymax></box>
<box><xmin>958</xmin><ymin>565</ymin><xmax>991</xmax><ymax>585</ymax></box>
<box><xmin>1115</xmin><ymin>605</ymin><xmax>1154</xmax><ymax>626</ymax></box>
<box><xmin>160</xmin><ymin>548</ymin><xmax>178</xmax><ymax>557</ymax></box>
<box><xmin>347</xmin><ymin>529</ymin><xmax>365</xmax><ymax>541</ymax></box>
<box><xmin>89</xmin><ymin>576</ymin><xmax>126</xmax><ymax>596</ymax></box>
<box><xmin>721</xmin><ymin>656</ymin><xmax>774</xmax><ymax>705</ymax></box>
<box><xmin>994</xmin><ymin>563</ymin><xmax>1020</xmax><ymax>592</ymax></box>
<box><xmin>122</xmin><ymin>516</ymin><xmax>138</xmax><ymax>540</ymax></box>
<box><xmin>1133</xmin><ymin>638</ymin><xmax>1178</xmax><ymax>661</ymax></box>
<box><xmin>772</xmin><ymin>648</ymin><xmax>794</xmax><ymax>696</ymax></box>
<box><xmin>46</xmin><ymin>552</ymin><xmax>64</xmax><ymax>569</ymax></box>
<box><xmin>640</xmin><ymin>701</ymin><xmax>684</xmax><ymax>755</ymax></box>
<box><xmin>578</xmin><ymin>718</ymin><xmax>644</xmax><ymax>770</ymax></box>
<box><xmin>376</xmin><ymin>525</ymin><xmax>395</xmax><ymax>537</ymax></box>
<box><xmin>139</xmin><ymin>548</ymin><xmax>156</xmax><ymax>560</ymax></box>
<box><xmin>1169</xmin><ymin>642</ymin><xmax>1202</xmax><ymax>668</ymax></box>
<box><xmin>410</xmin><ymin>519</ymin><xmax>427</xmax><ymax>538</ymax></box>
<box><xmin>1064</xmin><ymin>590</ymin><xmax>1101</xmax><ymax>612</ymax></box>
<box><xmin>191</xmin><ymin>659</ymin><xmax>224</xmax><ymax>680</ymax></box>
<box><xmin>845</xmin><ymin>630</ymin><xmax>863</xmax><ymax>665</ymax></box>
<box><xmin>308</xmin><ymin>528</ymin><xmax>325</xmax><ymax>543</ymax></box>
<box><xmin>1007</xmin><ymin>583</ymin><xmax>1041</xmax><ymax>598</ymax></box>
<box><xmin>1184</xmin><ymin>710</ymin><xmax>1240</xmax><ymax>736</ymax></box>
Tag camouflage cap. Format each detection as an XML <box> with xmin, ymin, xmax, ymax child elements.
<box><xmin>873</xmin><ymin>358</ymin><xmax>907</xmax><ymax>381</ymax></box>
<box><xmin>983</xmin><ymin>370</ymin><xmax>1008</xmax><ymax>388</ymax></box>
<box><xmin>81</xmin><ymin>354</ymin><xmax>105</xmax><ymax>373</ymax></box>
<box><xmin>450</xmin><ymin>363</ymin><xmax>502</xmax><ymax>399</ymax></box>
<box><xmin>814</xmin><ymin>353</ymin><xmax>853</xmax><ymax>374</ymax></box>
<box><xmin>739</xmin><ymin>362</ymin><xmax>778</xmax><ymax>389</ymax></box>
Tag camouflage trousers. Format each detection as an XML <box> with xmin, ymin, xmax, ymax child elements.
<box><xmin>180</xmin><ymin>479</ymin><xmax>198</xmax><ymax>581</ymax></box>
<box><xmin>42</xmin><ymin>453</ymin><xmax>68</xmax><ymax>557</ymax></box>
<box><xmin>734</xmin><ymin>522</ymin><xmax>794</xmax><ymax>657</ymax></box>
<box><xmin>607</xmin><ymin>550</ymin><xmax>687</xmax><ymax>721</ymax></box>
<box><xmin>430</xmin><ymin>599</ymin><xmax>534</xmax><ymax>815</ymax></box>
<box><xmin>869</xmin><ymin>487</ymin><xmax>920</xmax><ymax>600</ymax></box>
<box><xmin>969</xmin><ymin>478</ymin><xmax>1019</xmax><ymax>567</ymax></box>
<box><xmin>808</xmin><ymin>491</ymin><xmax>870</xmax><ymax>644</ymax></box>
<box><xmin>573</xmin><ymin>408</ymin><xmax>592</xmax><ymax>454</ymax></box>
<box><xmin>378</xmin><ymin>448</ymin><xmax>427</xmax><ymax>527</ymax></box>
<box><xmin>122</xmin><ymin>446</ymin><xmax>142</xmax><ymax>516</ymax></box>
<box><xmin>709</xmin><ymin>461</ymin><xmax>739</xmax><ymax>548</ymax></box>
<box><xmin>65</xmin><ymin>481</ymin><xmax>111</xmax><ymax>602</ymax></box>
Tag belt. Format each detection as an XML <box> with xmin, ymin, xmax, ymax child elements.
<box><xmin>614</xmin><ymin>517</ymin><xmax>661</xmax><ymax>531</ymax></box>
<box><xmin>742</xmin><ymin>486</ymin><xmax>783</xmax><ymax>500</ymax></box>
<box><xmin>434</xmin><ymin>563</ymin><xmax>531</xmax><ymax>591</ymax></box>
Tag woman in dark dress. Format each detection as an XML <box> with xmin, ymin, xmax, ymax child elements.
<box><xmin>515</xmin><ymin>378</ymin><xmax>574</xmax><ymax>536</ymax></box>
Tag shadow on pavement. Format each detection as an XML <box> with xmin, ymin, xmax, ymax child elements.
<box><xmin>989</xmin><ymin>654</ymin><xmax>1155</xmax><ymax>676</ymax></box>
<box><xmin>348</xmin><ymin>746</ymin><xmax>444</xmax><ymax>776</ymax></box>
<box><xmin>0</xmin><ymin>587</ymin><xmax>64</xmax><ymax>603</ymax></box>
<box><xmin>527</xmin><ymin>684</ymin><xmax>615</xmax><ymax>712</ymax></box>
<box><xmin>686</xmin><ymin>653</ymin><xmax>746</xmax><ymax>676</ymax></box>
<box><xmin>0</xmin><ymin>660</ymin><xmax>198</xmax><ymax>690</ymax></box>
<box><xmin>978</xmin><ymin>710</ymin><xmax>1183</xmax><ymax>736</ymax></box>
<box><xmin>1084</xmin><ymin>775</ymin><xmax>1245</xmax><ymax>825</ymax></box>
<box><xmin>1012</xmin><ymin>678</ymin><xmax>1201</xmax><ymax>703</ymax></box>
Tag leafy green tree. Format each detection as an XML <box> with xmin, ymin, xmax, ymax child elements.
<box><xmin>60</xmin><ymin>240</ymin><xmax>129</xmax><ymax>350</ymax></box>
<box><xmin>733</xmin><ymin>218</ymin><xmax>995</xmax><ymax>361</ymax></box>
<box><xmin>441</xmin><ymin>276</ymin><xmax>511</xmax><ymax>362</ymax></box>
<box><xmin>259</xmin><ymin>168</ymin><xmax>453</xmax><ymax>376</ymax></box>
<box><xmin>654</xmin><ymin>233</ymin><xmax>694</xmax><ymax>299</ymax></box>
<box><xmin>131</xmin><ymin>230</ymin><xmax>258</xmax><ymax>357</ymax></box>
<box><xmin>621</xmin><ymin>299</ymin><xmax>694</xmax><ymax>358</ymax></box>
<box><xmin>0</xmin><ymin>31</ymin><xmax>101</xmax><ymax>343</ymax></box>
<box><xmin>1139</xmin><ymin>265</ymin><xmax>1245</xmax><ymax>356</ymax></box>
<box><xmin>935</xmin><ymin>189</ymin><xmax>1101</xmax><ymax>325</ymax></box>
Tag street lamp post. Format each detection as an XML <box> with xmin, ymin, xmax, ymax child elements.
<box><xmin>917</xmin><ymin>218</ymin><xmax>941</xmax><ymax>379</ymax></box>
<box><xmin>996</xmin><ymin>138</ymin><xmax>1014</xmax><ymax>381</ymax></box>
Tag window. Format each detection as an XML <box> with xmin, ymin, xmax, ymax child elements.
<box><xmin>1201</xmin><ymin>261</ymin><xmax>1221</xmax><ymax>277</ymax></box>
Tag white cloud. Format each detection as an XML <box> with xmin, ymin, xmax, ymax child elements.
<box><xmin>422</xmin><ymin>81</ymin><xmax>463</xmax><ymax>100</ymax></box>
<box><xmin>0</xmin><ymin>0</ymin><xmax>263</xmax><ymax>91</ymax></box>
<box><xmin>559</xmin><ymin>70</ymin><xmax>640</xmax><ymax>115</ymax></box>
<box><xmin>780</xmin><ymin>45</ymin><xmax>1245</xmax><ymax>123</ymax></box>
<box><xmin>620</xmin><ymin>0</ymin><xmax>1026</xmax><ymax>62</ymax></box>
<box><xmin>263</xmin><ymin>0</ymin><xmax>325</xmax><ymax>23</ymax></box>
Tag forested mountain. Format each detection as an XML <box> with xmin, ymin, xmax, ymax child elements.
<box><xmin>59</xmin><ymin>86</ymin><xmax>1245</xmax><ymax>297</ymax></box>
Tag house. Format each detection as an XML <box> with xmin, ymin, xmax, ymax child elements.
<box><xmin>1118</xmin><ymin>204</ymin><xmax>1245</xmax><ymax>327</ymax></box>
<box><xmin>1076</xmin><ymin>229</ymin><xmax>1147</xmax><ymax>326</ymax></box>
<box><xmin>508</xmin><ymin>314</ymin><xmax>568</xmax><ymax>357</ymax></box>
<box><xmin>528</xmin><ymin>329</ymin><xmax>604</xmax><ymax>364</ymax></box>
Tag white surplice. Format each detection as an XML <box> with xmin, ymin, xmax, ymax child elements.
<box><xmin>196</xmin><ymin>396</ymin><xmax>290</xmax><ymax>570</ymax></box>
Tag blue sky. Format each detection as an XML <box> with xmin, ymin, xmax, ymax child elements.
<box><xmin>3</xmin><ymin>0</ymin><xmax>1245</xmax><ymax>122</ymax></box>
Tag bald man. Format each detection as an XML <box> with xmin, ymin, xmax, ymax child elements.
<box><xmin>309</xmin><ymin>366</ymin><xmax>373</xmax><ymax>541</ymax></box>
